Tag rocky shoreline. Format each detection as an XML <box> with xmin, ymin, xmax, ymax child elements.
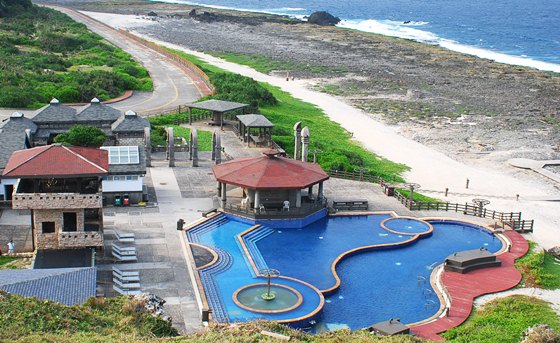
<box><xmin>37</xmin><ymin>0</ymin><xmax>560</xmax><ymax>170</ymax></box>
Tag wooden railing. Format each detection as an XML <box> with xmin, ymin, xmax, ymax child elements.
<box><xmin>329</xmin><ymin>169</ymin><xmax>384</xmax><ymax>184</ymax></box>
<box><xmin>223</xmin><ymin>198</ymin><xmax>327</xmax><ymax>219</ymax></box>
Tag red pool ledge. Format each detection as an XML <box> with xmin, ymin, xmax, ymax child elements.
<box><xmin>411</xmin><ymin>230</ymin><xmax>529</xmax><ymax>341</ymax></box>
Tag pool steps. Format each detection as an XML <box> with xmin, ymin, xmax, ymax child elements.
<box><xmin>198</xmin><ymin>246</ymin><xmax>233</xmax><ymax>323</ymax></box>
<box><xmin>186</xmin><ymin>214</ymin><xmax>228</xmax><ymax>243</ymax></box>
<box><xmin>241</xmin><ymin>226</ymin><xmax>275</xmax><ymax>274</ymax></box>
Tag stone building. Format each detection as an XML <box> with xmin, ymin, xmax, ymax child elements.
<box><xmin>2</xmin><ymin>145</ymin><xmax>108</xmax><ymax>250</ymax></box>
<box><xmin>0</xmin><ymin>98</ymin><xmax>150</xmax><ymax>204</ymax></box>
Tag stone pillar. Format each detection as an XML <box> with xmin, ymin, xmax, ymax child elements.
<box><xmin>301</xmin><ymin>126</ymin><xmax>310</xmax><ymax>162</ymax></box>
<box><xmin>217</xmin><ymin>182</ymin><xmax>222</xmax><ymax>196</ymax></box>
<box><xmin>167</xmin><ymin>127</ymin><xmax>175</xmax><ymax>167</ymax></box>
<box><xmin>318</xmin><ymin>181</ymin><xmax>324</xmax><ymax>200</ymax></box>
<box><xmin>293</xmin><ymin>122</ymin><xmax>302</xmax><ymax>160</ymax></box>
<box><xmin>144</xmin><ymin>127</ymin><xmax>151</xmax><ymax>167</ymax></box>
<box><xmin>190</xmin><ymin>128</ymin><xmax>199</xmax><ymax>167</ymax></box>
<box><xmin>296</xmin><ymin>189</ymin><xmax>302</xmax><ymax>208</ymax></box>
<box><xmin>308</xmin><ymin>185</ymin><xmax>313</xmax><ymax>199</ymax></box>
<box><xmin>212</xmin><ymin>129</ymin><xmax>222</xmax><ymax>164</ymax></box>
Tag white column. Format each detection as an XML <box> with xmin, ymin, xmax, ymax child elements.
<box><xmin>296</xmin><ymin>189</ymin><xmax>302</xmax><ymax>208</ymax></box>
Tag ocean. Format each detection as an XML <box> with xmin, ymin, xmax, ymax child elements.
<box><xmin>149</xmin><ymin>0</ymin><xmax>560</xmax><ymax>73</ymax></box>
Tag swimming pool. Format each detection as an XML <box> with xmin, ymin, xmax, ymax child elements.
<box><xmin>185</xmin><ymin>213</ymin><xmax>504</xmax><ymax>330</ymax></box>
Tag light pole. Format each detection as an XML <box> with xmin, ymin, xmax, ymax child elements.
<box><xmin>309</xmin><ymin>149</ymin><xmax>322</xmax><ymax>163</ymax></box>
<box><xmin>403</xmin><ymin>183</ymin><xmax>421</xmax><ymax>209</ymax></box>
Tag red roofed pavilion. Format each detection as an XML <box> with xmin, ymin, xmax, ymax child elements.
<box><xmin>3</xmin><ymin>144</ymin><xmax>108</xmax><ymax>179</ymax></box>
<box><xmin>212</xmin><ymin>149</ymin><xmax>329</xmax><ymax>215</ymax></box>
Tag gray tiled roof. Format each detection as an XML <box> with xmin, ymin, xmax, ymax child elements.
<box><xmin>237</xmin><ymin>114</ymin><xmax>274</xmax><ymax>128</ymax></box>
<box><xmin>188</xmin><ymin>99</ymin><xmax>248</xmax><ymax>113</ymax></box>
<box><xmin>112</xmin><ymin>111</ymin><xmax>150</xmax><ymax>133</ymax></box>
<box><xmin>77</xmin><ymin>101</ymin><xmax>122</xmax><ymax>122</ymax></box>
<box><xmin>0</xmin><ymin>114</ymin><xmax>38</xmax><ymax>171</ymax></box>
<box><xmin>0</xmin><ymin>267</ymin><xmax>96</xmax><ymax>306</ymax></box>
<box><xmin>31</xmin><ymin>102</ymin><xmax>77</xmax><ymax>123</ymax></box>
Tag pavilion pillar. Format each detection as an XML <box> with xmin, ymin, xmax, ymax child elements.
<box><xmin>221</xmin><ymin>183</ymin><xmax>227</xmax><ymax>207</ymax></box>
<box><xmin>296</xmin><ymin>189</ymin><xmax>302</xmax><ymax>208</ymax></box>
<box><xmin>144</xmin><ymin>127</ymin><xmax>151</xmax><ymax>167</ymax></box>
<box><xmin>254</xmin><ymin>190</ymin><xmax>261</xmax><ymax>211</ymax></box>
<box><xmin>308</xmin><ymin>185</ymin><xmax>313</xmax><ymax>200</ymax></box>
<box><xmin>318</xmin><ymin>181</ymin><xmax>324</xmax><ymax>200</ymax></box>
<box><xmin>217</xmin><ymin>182</ymin><xmax>222</xmax><ymax>197</ymax></box>
<box><xmin>293</xmin><ymin>122</ymin><xmax>302</xmax><ymax>160</ymax></box>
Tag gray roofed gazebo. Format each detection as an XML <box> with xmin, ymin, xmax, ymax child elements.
<box><xmin>186</xmin><ymin>99</ymin><xmax>248</xmax><ymax>128</ymax></box>
<box><xmin>237</xmin><ymin>114</ymin><xmax>274</xmax><ymax>147</ymax></box>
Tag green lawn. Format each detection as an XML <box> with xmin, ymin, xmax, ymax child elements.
<box><xmin>166</xmin><ymin>48</ymin><xmax>408</xmax><ymax>181</ymax></box>
<box><xmin>516</xmin><ymin>242</ymin><xmax>560</xmax><ymax>289</ymax></box>
<box><xmin>442</xmin><ymin>295</ymin><xmax>560</xmax><ymax>343</ymax></box>
<box><xmin>0</xmin><ymin>256</ymin><xmax>16</xmax><ymax>267</ymax></box>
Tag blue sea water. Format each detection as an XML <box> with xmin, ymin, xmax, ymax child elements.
<box><xmin>149</xmin><ymin>0</ymin><xmax>560</xmax><ymax>72</ymax></box>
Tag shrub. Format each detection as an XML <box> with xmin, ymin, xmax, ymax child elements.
<box><xmin>54</xmin><ymin>125</ymin><xmax>107</xmax><ymax>147</ymax></box>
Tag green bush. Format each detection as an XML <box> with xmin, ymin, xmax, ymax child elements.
<box><xmin>0</xmin><ymin>6</ymin><xmax>152</xmax><ymax>108</ymax></box>
<box><xmin>54</xmin><ymin>125</ymin><xmax>107</xmax><ymax>147</ymax></box>
<box><xmin>516</xmin><ymin>242</ymin><xmax>560</xmax><ymax>289</ymax></box>
<box><xmin>210</xmin><ymin>72</ymin><xmax>277</xmax><ymax>112</ymax></box>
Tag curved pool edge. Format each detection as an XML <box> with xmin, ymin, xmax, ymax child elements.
<box><xmin>410</xmin><ymin>224</ymin><xmax>529</xmax><ymax>341</ymax></box>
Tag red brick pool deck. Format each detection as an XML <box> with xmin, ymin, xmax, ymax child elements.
<box><xmin>411</xmin><ymin>230</ymin><xmax>529</xmax><ymax>341</ymax></box>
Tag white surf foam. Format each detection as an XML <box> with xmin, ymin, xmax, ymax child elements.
<box><xmin>338</xmin><ymin>19</ymin><xmax>560</xmax><ymax>73</ymax></box>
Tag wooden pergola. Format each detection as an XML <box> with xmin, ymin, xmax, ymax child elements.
<box><xmin>236</xmin><ymin>114</ymin><xmax>274</xmax><ymax>147</ymax></box>
<box><xmin>186</xmin><ymin>99</ymin><xmax>248</xmax><ymax>128</ymax></box>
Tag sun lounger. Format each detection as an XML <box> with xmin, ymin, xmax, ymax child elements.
<box><xmin>112</xmin><ymin>266</ymin><xmax>140</xmax><ymax>277</ymax></box>
<box><xmin>114</xmin><ymin>230</ymin><xmax>135</xmax><ymax>243</ymax></box>
<box><xmin>113</xmin><ymin>277</ymin><xmax>140</xmax><ymax>289</ymax></box>
<box><xmin>113</xmin><ymin>284</ymin><xmax>142</xmax><ymax>295</ymax></box>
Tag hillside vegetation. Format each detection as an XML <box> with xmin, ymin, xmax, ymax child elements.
<box><xmin>0</xmin><ymin>5</ymin><xmax>152</xmax><ymax>108</ymax></box>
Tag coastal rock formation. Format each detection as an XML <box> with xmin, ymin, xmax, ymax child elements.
<box><xmin>547</xmin><ymin>246</ymin><xmax>560</xmax><ymax>259</ymax></box>
<box><xmin>307</xmin><ymin>11</ymin><xmax>340</xmax><ymax>26</ymax></box>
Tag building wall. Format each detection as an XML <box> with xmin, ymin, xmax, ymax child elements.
<box><xmin>116</xmin><ymin>135</ymin><xmax>145</xmax><ymax>147</ymax></box>
<box><xmin>33</xmin><ymin>209</ymin><xmax>103</xmax><ymax>249</ymax></box>
<box><xmin>102</xmin><ymin>176</ymin><xmax>143</xmax><ymax>193</ymax></box>
<box><xmin>0</xmin><ymin>178</ymin><xmax>18</xmax><ymax>200</ymax></box>
<box><xmin>12</xmin><ymin>193</ymin><xmax>102</xmax><ymax>210</ymax></box>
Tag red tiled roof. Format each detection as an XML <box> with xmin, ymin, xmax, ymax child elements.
<box><xmin>2</xmin><ymin>145</ymin><xmax>108</xmax><ymax>178</ymax></box>
<box><xmin>212</xmin><ymin>151</ymin><xmax>329</xmax><ymax>189</ymax></box>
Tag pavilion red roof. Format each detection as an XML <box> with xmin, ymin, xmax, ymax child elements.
<box><xmin>212</xmin><ymin>150</ymin><xmax>329</xmax><ymax>190</ymax></box>
<box><xmin>2</xmin><ymin>145</ymin><xmax>108</xmax><ymax>178</ymax></box>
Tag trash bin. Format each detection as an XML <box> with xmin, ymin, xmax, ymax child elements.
<box><xmin>123</xmin><ymin>194</ymin><xmax>129</xmax><ymax>206</ymax></box>
<box><xmin>385</xmin><ymin>185</ymin><xmax>395</xmax><ymax>196</ymax></box>
<box><xmin>115</xmin><ymin>195</ymin><xmax>122</xmax><ymax>206</ymax></box>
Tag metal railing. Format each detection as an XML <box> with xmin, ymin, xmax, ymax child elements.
<box><xmin>223</xmin><ymin>198</ymin><xmax>327</xmax><ymax>219</ymax></box>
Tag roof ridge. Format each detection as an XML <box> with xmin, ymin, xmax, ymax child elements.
<box><xmin>3</xmin><ymin>145</ymin><xmax>51</xmax><ymax>176</ymax></box>
<box><xmin>64</xmin><ymin>146</ymin><xmax>108</xmax><ymax>173</ymax></box>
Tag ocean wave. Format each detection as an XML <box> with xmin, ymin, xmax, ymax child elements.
<box><xmin>338</xmin><ymin>19</ymin><xmax>560</xmax><ymax>73</ymax></box>
<box><xmin>148</xmin><ymin>0</ymin><xmax>305</xmax><ymax>16</ymax></box>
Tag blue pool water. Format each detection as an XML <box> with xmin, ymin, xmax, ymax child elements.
<box><xmin>186</xmin><ymin>214</ymin><xmax>503</xmax><ymax>329</ymax></box>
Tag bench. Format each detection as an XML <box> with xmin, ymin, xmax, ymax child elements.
<box><xmin>114</xmin><ymin>230</ymin><xmax>135</xmax><ymax>243</ymax></box>
<box><xmin>113</xmin><ymin>284</ymin><xmax>142</xmax><ymax>295</ymax></box>
<box><xmin>332</xmin><ymin>199</ymin><xmax>369</xmax><ymax>211</ymax></box>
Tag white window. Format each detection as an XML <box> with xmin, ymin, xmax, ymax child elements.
<box><xmin>101</xmin><ymin>146</ymin><xmax>139</xmax><ymax>165</ymax></box>
<box><xmin>125</xmin><ymin>175</ymin><xmax>139</xmax><ymax>181</ymax></box>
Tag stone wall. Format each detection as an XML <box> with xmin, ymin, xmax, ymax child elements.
<box><xmin>33</xmin><ymin>208</ymin><xmax>103</xmax><ymax>249</ymax></box>
<box><xmin>116</xmin><ymin>136</ymin><xmax>145</xmax><ymax>147</ymax></box>
<box><xmin>13</xmin><ymin>193</ymin><xmax>102</xmax><ymax>210</ymax></box>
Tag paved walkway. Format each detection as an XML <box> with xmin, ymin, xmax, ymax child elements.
<box><xmin>411</xmin><ymin>230</ymin><xmax>529</xmax><ymax>341</ymax></box>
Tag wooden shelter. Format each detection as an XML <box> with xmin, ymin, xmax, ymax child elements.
<box><xmin>236</xmin><ymin>114</ymin><xmax>274</xmax><ymax>147</ymax></box>
<box><xmin>186</xmin><ymin>99</ymin><xmax>248</xmax><ymax>128</ymax></box>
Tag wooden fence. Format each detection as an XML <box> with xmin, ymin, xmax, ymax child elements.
<box><xmin>327</xmin><ymin>170</ymin><xmax>534</xmax><ymax>233</ymax></box>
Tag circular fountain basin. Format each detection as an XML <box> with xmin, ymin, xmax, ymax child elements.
<box><xmin>233</xmin><ymin>283</ymin><xmax>303</xmax><ymax>313</ymax></box>
<box><xmin>382</xmin><ymin>217</ymin><xmax>433</xmax><ymax>235</ymax></box>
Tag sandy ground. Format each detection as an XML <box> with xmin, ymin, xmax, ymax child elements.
<box><xmin>82</xmin><ymin>11</ymin><xmax>560</xmax><ymax>250</ymax></box>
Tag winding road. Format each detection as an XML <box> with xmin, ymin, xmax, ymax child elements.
<box><xmin>46</xmin><ymin>6</ymin><xmax>205</xmax><ymax>115</ymax></box>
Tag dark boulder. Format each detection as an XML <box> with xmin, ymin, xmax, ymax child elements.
<box><xmin>147</xmin><ymin>11</ymin><xmax>158</xmax><ymax>17</ymax></box>
<box><xmin>548</xmin><ymin>246</ymin><xmax>560</xmax><ymax>259</ymax></box>
<box><xmin>307</xmin><ymin>11</ymin><xmax>340</xmax><ymax>26</ymax></box>
<box><xmin>188</xmin><ymin>9</ymin><xmax>197</xmax><ymax>17</ymax></box>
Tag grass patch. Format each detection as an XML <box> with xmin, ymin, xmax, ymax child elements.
<box><xmin>516</xmin><ymin>242</ymin><xmax>560</xmax><ymax>289</ymax></box>
<box><xmin>207</xmin><ymin>51</ymin><xmax>348</xmax><ymax>75</ymax></box>
<box><xmin>165</xmin><ymin>48</ymin><xmax>408</xmax><ymax>181</ymax></box>
<box><xmin>0</xmin><ymin>256</ymin><xmax>32</xmax><ymax>270</ymax></box>
<box><xmin>442</xmin><ymin>295</ymin><xmax>560</xmax><ymax>343</ymax></box>
<box><xmin>148</xmin><ymin>123</ymin><xmax>212</xmax><ymax>151</ymax></box>
<box><xmin>0</xmin><ymin>256</ymin><xmax>16</xmax><ymax>267</ymax></box>
<box><xmin>396</xmin><ymin>189</ymin><xmax>440</xmax><ymax>203</ymax></box>
<box><xmin>0</xmin><ymin>6</ymin><xmax>152</xmax><ymax>108</ymax></box>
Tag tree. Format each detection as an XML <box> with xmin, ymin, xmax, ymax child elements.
<box><xmin>54</xmin><ymin>125</ymin><xmax>106</xmax><ymax>147</ymax></box>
